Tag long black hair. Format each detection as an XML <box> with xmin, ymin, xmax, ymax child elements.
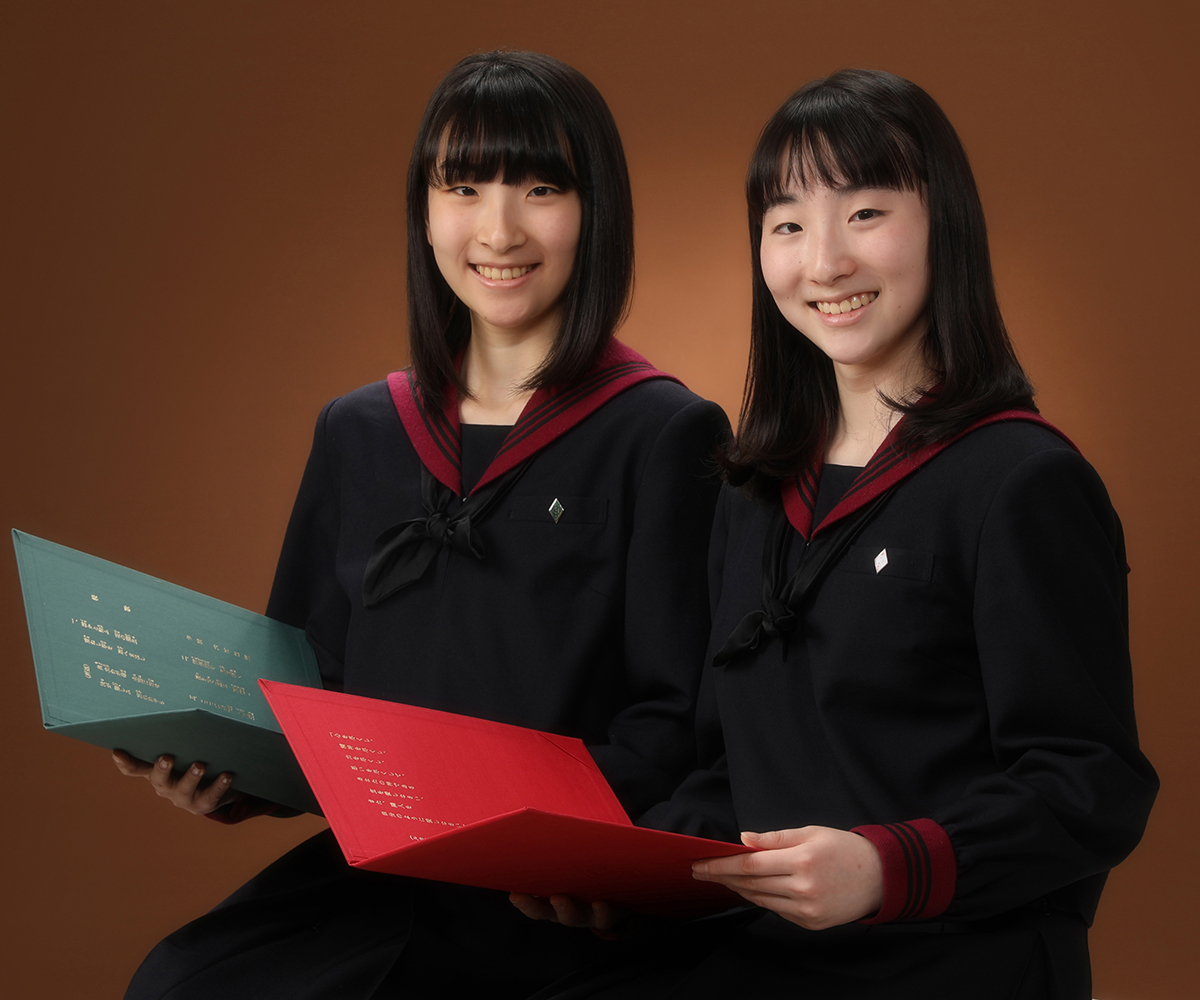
<box><xmin>406</xmin><ymin>51</ymin><xmax>634</xmax><ymax>399</ymax></box>
<box><xmin>724</xmin><ymin>69</ymin><xmax>1035</xmax><ymax>491</ymax></box>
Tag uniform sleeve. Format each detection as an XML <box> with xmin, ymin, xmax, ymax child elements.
<box><xmin>858</xmin><ymin>447</ymin><xmax>1158</xmax><ymax>922</ymax></box>
<box><xmin>265</xmin><ymin>399</ymin><xmax>350</xmax><ymax>690</ymax></box>
<box><xmin>586</xmin><ymin>398</ymin><xmax>730</xmax><ymax>816</ymax></box>
<box><xmin>637</xmin><ymin>486</ymin><xmax>741</xmax><ymax>842</ymax></box>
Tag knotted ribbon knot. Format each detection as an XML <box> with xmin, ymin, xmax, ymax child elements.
<box><xmin>420</xmin><ymin>507</ymin><xmax>476</xmax><ymax>553</ymax></box>
<box><xmin>711</xmin><ymin>486</ymin><xmax>895</xmax><ymax>669</ymax></box>
<box><xmin>757</xmin><ymin>595</ymin><xmax>796</xmax><ymax>640</ymax></box>
<box><xmin>362</xmin><ymin>461</ymin><xmax>528</xmax><ymax>608</ymax></box>
<box><xmin>713</xmin><ymin>590</ymin><xmax>798</xmax><ymax>667</ymax></box>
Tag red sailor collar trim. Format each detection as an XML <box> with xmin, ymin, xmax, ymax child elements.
<box><xmin>781</xmin><ymin>409</ymin><xmax>1078</xmax><ymax>541</ymax></box>
<box><xmin>387</xmin><ymin>339</ymin><xmax>682</xmax><ymax>497</ymax></box>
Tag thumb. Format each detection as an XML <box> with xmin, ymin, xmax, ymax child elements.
<box><xmin>742</xmin><ymin>827</ymin><xmax>810</xmax><ymax>849</ymax></box>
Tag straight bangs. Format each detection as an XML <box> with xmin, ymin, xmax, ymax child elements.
<box><xmin>748</xmin><ymin>83</ymin><xmax>925</xmax><ymax>219</ymax></box>
<box><xmin>407</xmin><ymin>51</ymin><xmax>634</xmax><ymax>402</ymax></box>
<box><xmin>727</xmin><ymin>68</ymin><xmax>1035</xmax><ymax>494</ymax></box>
<box><xmin>418</xmin><ymin>72</ymin><xmax>579</xmax><ymax>193</ymax></box>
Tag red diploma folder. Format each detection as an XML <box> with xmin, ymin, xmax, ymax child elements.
<box><xmin>260</xmin><ymin>680</ymin><xmax>752</xmax><ymax>914</ymax></box>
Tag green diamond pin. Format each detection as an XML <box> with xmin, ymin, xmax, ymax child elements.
<box><xmin>548</xmin><ymin>498</ymin><xmax>565</xmax><ymax>523</ymax></box>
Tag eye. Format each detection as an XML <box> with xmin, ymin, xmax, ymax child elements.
<box><xmin>851</xmin><ymin>208</ymin><xmax>881</xmax><ymax>222</ymax></box>
<box><xmin>528</xmin><ymin>185</ymin><xmax>560</xmax><ymax>197</ymax></box>
<box><xmin>449</xmin><ymin>185</ymin><xmax>478</xmax><ymax>197</ymax></box>
<box><xmin>772</xmin><ymin>222</ymin><xmax>802</xmax><ymax>235</ymax></box>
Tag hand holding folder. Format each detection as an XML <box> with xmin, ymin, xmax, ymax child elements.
<box><xmin>14</xmin><ymin>531</ymin><xmax>322</xmax><ymax>813</ymax></box>
<box><xmin>15</xmin><ymin>530</ymin><xmax>752</xmax><ymax>911</ymax></box>
<box><xmin>261</xmin><ymin>680</ymin><xmax>755</xmax><ymax>915</ymax></box>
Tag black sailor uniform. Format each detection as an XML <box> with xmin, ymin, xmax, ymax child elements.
<box><xmin>124</xmin><ymin>341</ymin><xmax>730</xmax><ymax>1000</ymax></box>
<box><xmin>555</xmin><ymin>415</ymin><xmax>1157</xmax><ymax>1000</ymax></box>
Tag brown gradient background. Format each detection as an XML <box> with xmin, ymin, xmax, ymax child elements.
<box><xmin>2</xmin><ymin>1</ymin><xmax>1195</xmax><ymax>996</ymax></box>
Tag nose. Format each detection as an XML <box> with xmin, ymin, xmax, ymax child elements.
<box><xmin>808</xmin><ymin>222</ymin><xmax>855</xmax><ymax>286</ymax></box>
<box><xmin>475</xmin><ymin>188</ymin><xmax>526</xmax><ymax>254</ymax></box>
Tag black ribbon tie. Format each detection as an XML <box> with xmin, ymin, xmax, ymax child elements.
<box><xmin>713</xmin><ymin>486</ymin><xmax>895</xmax><ymax>668</ymax></box>
<box><xmin>362</xmin><ymin>461</ymin><xmax>529</xmax><ymax>607</ymax></box>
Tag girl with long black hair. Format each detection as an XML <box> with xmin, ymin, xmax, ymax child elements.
<box><xmin>521</xmin><ymin>69</ymin><xmax>1157</xmax><ymax>999</ymax></box>
<box><xmin>116</xmin><ymin>50</ymin><xmax>728</xmax><ymax>1000</ymax></box>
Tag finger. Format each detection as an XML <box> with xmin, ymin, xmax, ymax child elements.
<box><xmin>723</xmin><ymin>886</ymin><xmax>821</xmax><ymax>923</ymax></box>
<box><xmin>146</xmin><ymin>755</ymin><xmax>176</xmax><ymax>793</ymax></box>
<box><xmin>694</xmin><ymin>852</ymin><xmax>798</xmax><ymax>880</ymax></box>
<box><xmin>692</xmin><ymin>855</ymin><xmax>748</xmax><ymax>879</ymax></box>
<box><xmin>549</xmin><ymin>895</ymin><xmax>595</xmax><ymax>927</ymax></box>
<box><xmin>192</xmin><ymin>772</ymin><xmax>235</xmax><ymax>814</ymax></box>
<box><xmin>723</xmin><ymin>885</ymin><xmax>789</xmax><ymax>907</ymax></box>
<box><xmin>697</xmin><ymin>872</ymin><xmax>804</xmax><ymax>897</ymax></box>
<box><xmin>509</xmin><ymin>894</ymin><xmax>560</xmax><ymax>922</ymax></box>
<box><xmin>741</xmin><ymin>827</ymin><xmax>813</xmax><ymax>850</ymax></box>
<box><xmin>591</xmin><ymin>900</ymin><xmax>616</xmax><ymax>933</ymax></box>
<box><xmin>112</xmin><ymin>750</ymin><xmax>153</xmax><ymax>777</ymax></box>
<box><xmin>172</xmin><ymin>762</ymin><xmax>207</xmax><ymax>803</ymax></box>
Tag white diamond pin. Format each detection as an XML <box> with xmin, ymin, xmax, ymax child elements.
<box><xmin>874</xmin><ymin>548</ymin><xmax>889</xmax><ymax>574</ymax></box>
<box><xmin>548</xmin><ymin>498</ymin><xmax>565</xmax><ymax>523</ymax></box>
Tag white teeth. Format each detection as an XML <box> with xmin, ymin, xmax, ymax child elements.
<box><xmin>476</xmin><ymin>265</ymin><xmax>531</xmax><ymax>280</ymax></box>
<box><xmin>816</xmin><ymin>291</ymin><xmax>877</xmax><ymax>314</ymax></box>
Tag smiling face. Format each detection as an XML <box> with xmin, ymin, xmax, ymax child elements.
<box><xmin>760</xmin><ymin>179</ymin><xmax>931</xmax><ymax>385</ymax></box>
<box><xmin>426</xmin><ymin>177</ymin><xmax>582</xmax><ymax>345</ymax></box>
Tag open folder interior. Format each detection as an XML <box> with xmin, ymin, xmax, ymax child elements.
<box><xmin>262</xmin><ymin>680</ymin><xmax>753</xmax><ymax>914</ymax></box>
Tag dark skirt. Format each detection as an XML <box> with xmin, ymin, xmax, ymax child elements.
<box><xmin>125</xmin><ymin>829</ymin><xmax>615</xmax><ymax>1000</ymax></box>
<box><xmin>531</xmin><ymin>909</ymin><xmax>1092</xmax><ymax>1000</ymax></box>
<box><xmin>126</xmin><ymin>830</ymin><xmax>1092</xmax><ymax>1000</ymax></box>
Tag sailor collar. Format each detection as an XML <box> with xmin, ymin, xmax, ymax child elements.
<box><xmin>782</xmin><ymin>408</ymin><xmax>1077</xmax><ymax>541</ymax></box>
<box><xmin>387</xmin><ymin>340</ymin><xmax>681</xmax><ymax>497</ymax></box>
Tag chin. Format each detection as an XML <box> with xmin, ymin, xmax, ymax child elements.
<box><xmin>796</xmin><ymin>332</ymin><xmax>874</xmax><ymax>366</ymax></box>
<box><xmin>480</xmin><ymin>311</ymin><xmax>535</xmax><ymax>330</ymax></box>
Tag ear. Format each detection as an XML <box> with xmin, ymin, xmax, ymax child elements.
<box><xmin>426</xmin><ymin>217</ymin><xmax>432</xmax><ymax>246</ymax></box>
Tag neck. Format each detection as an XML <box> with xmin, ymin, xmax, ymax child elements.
<box><xmin>459</xmin><ymin>322</ymin><xmax>556</xmax><ymax>425</ymax></box>
<box><xmin>826</xmin><ymin>347</ymin><xmax>932</xmax><ymax>467</ymax></box>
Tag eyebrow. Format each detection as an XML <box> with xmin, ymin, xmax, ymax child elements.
<box><xmin>763</xmin><ymin>192</ymin><xmax>798</xmax><ymax>212</ymax></box>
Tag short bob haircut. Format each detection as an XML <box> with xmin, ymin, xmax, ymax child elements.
<box><xmin>724</xmin><ymin>69</ymin><xmax>1036</xmax><ymax>491</ymax></box>
<box><xmin>406</xmin><ymin>51</ymin><xmax>634</xmax><ymax>399</ymax></box>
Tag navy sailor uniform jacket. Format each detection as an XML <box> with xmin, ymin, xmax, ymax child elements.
<box><xmin>267</xmin><ymin>340</ymin><xmax>731</xmax><ymax>815</ymax></box>
<box><xmin>650</xmin><ymin>416</ymin><xmax>1157</xmax><ymax>928</ymax></box>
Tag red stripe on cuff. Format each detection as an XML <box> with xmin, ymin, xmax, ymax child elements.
<box><xmin>852</xmin><ymin>818</ymin><xmax>956</xmax><ymax>923</ymax></box>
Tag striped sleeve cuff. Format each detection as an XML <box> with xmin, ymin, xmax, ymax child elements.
<box><xmin>851</xmin><ymin>818</ymin><xmax>956</xmax><ymax>923</ymax></box>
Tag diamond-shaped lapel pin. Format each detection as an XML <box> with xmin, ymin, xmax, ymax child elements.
<box><xmin>874</xmin><ymin>548</ymin><xmax>889</xmax><ymax>574</ymax></box>
<box><xmin>548</xmin><ymin>498</ymin><xmax>565</xmax><ymax>524</ymax></box>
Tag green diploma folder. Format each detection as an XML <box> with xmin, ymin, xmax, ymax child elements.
<box><xmin>13</xmin><ymin>530</ymin><xmax>322</xmax><ymax>813</ymax></box>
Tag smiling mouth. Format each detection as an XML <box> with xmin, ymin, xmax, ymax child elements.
<box><xmin>472</xmin><ymin>264</ymin><xmax>537</xmax><ymax>281</ymax></box>
<box><xmin>812</xmin><ymin>291</ymin><xmax>877</xmax><ymax>315</ymax></box>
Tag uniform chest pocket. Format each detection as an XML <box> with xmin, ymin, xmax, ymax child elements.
<box><xmin>507</xmin><ymin>495</ymin><xmax>608</xmax><ymax>526</ymax></box>
<box><xmin>836</xmin><ymin>543</ymin><xmax>934</xmax><ymax>582</ymax></box>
